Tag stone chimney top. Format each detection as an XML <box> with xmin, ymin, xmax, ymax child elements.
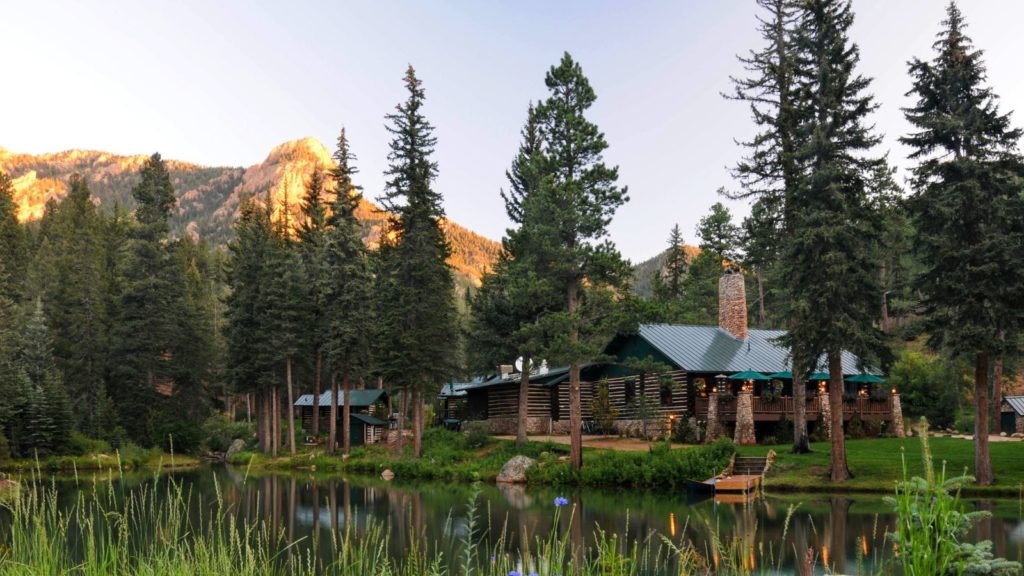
<box><xmin>719</xmin><ymin>269</ymin><xmax>748</xmax><ymax>341</ymax></box>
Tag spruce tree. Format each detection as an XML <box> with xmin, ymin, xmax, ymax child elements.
<box><xmin>297</xmin><ymin>162</ymin><xmax>331</xmax><ymax>439</ymax></box>
<box><xmin>0</xmin><ymin>172</ymin><xmax>27</xmax><ymax>302</ymax></box>
<box><xmin>531</xmin><ymin>53</ymin><xmax>631</xmax><ymax>470</ymax></box>
<box><xmin>726</xmin><ymin>0</ymin><xmax>816</xmax><ymax>453</ymax></box>
<box><xmin>17</xmin><ymin>300</ymin><xmax>67</xmax><ymax>455</ymax></box>
<box><xmin>782</xmin><ymin>0</ymin><xmax>886</xmax><ymax>481</ymax></box>
<box><xmin>376</xmin><ymin>66</ymin><xmax>458</xmax><ymax>457</ymax></box>
<box><xmin>33</xmin><ymin>175</ymin><xmax>109</xmax><ymax>435</ymax></box>
<box><xmin>324</xmin><ymin>129</ymin><xmax>374</xmax><ymax>455</ymax></box>
<box><xmin>901</xmin><ymin>1</ymin><xmax>1024</xmax><ymax>486</ymax></box>
<box><xmin>470</xmin><ymin>103</ymin><xmax>561</xmax><ymax>445</ymax></box>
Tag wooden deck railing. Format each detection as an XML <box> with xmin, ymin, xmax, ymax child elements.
<box><xmin>694</xmin><ymin>395</ymin><xmax>893</xmax><ymax>421</ymax></box>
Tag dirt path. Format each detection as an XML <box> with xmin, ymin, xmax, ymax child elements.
<box><xmin>493</xmin><ymin>435</ymin><xmax>693</xmax><ymax>452</ymax></box>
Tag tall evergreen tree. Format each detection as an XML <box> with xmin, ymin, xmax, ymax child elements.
<box><xmin>470</xmin><ymin>103</ymin><xmax>561</xmax><ymax>445</ymax></box>
<box><xmin>531</xmin><ymin>53</ymin><xmax>631</xmax><ymax>470</ymax></box>
<box><xmin>376</xmin><ymin>66</ymin><xmax>458</xmax><ymax>457</ymax></box>
<box><xmin>17</xmin><ymin>300</ymin><xmax>70</xmax><ymax>455</ymax></box>
<box><xmin>782</xmin><ymin>0</ymin><xmax>886</xmax><ymax>481</ymax></box>
<box><xmin>32</xmin><ymin>175</ymin><xmax>109</xmax><ymax>435</ymax></box>
<box><xmin>324</xmin><ymin>128</ymin><xmax>374</xmax><ymax>455</ymax></box>
<box><xmin>725</xmin><ymin>0</ymin><xmax>815</xmax><ymax>453</ymax></box>
<box><xmin>0</xmin><ymin>172</ymin><xmax>27</xmax><ymax>302</ymax></box>
<box><xmin>297</xmin><ymin>164</ymin><xmax>331</xmax><ymax>439</ymax></box>
<box><xmin>902</xmin><ymin>1</ymin><xmax>1024</xmax><ymax>486</ymax></box>
<box><xmin>110</xmin><ymin>153</ymin><xmax>180</xmax><ymax>444</ymax></box>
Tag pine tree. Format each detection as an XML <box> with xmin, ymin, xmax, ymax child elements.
<box><xmin>470</xmin><ymin>103</ymin><xmax>562</xmax><ymax>445</ymax></box>
<box><xmin>225</xmin><ymin>198</ymin><xmax>279</xmax><ymax>452</ymax></box>
<box><xmin>109</xmin><ymin>153</ymin><xmax>180</xmax><ymax>444</ymax></box>
<box><xmin>324</xmin><ymin>128</ymin><xmax>374</xmax><ymax>455</ymax></box>
<box><xmin>675</xmin><ymin>204</ymin><xmax>741</xmax><ymax>326</ymax></box>
<box><xmin>31</xmin><ymin>175</ymin><xmax>109</xmax><ymax>435</ymax></box>
<box><xmin>901</xmin><ymin>1</ymin><xmax>1024</xmax><ymax>486</ymax></box>
<box><xmin>531</xmin><ymin>53</ymin><xmax>631</xmax><ymax>470</ymax></box>
<box><xmin>726</xmin><ymin>0</ymin><xmax>816</xmax><ymax>454</ymax></box>
<box><xmin>376</xmin><ymin>66</ymin><xmax>458</xmax><ymax>457</ymax></box>
<box><xmin>695</xmin><ymin>202</ymin><xmax>740</xmax><ymax>264</ymax></box>
<box><xmin>782</xmin><ymin>0</ymin><xmax>886</xmax><ymax>482</ymax></box>
<box><xmin>17</xmin><ymin>300</ymin><xmax>66</xmax><ymax>456</ymax></box>
<box><xmin>0</xmin><ymin>172</ymin><xmax>27</xmax><ymax>302</ymax></box>
<box><xmin>297</xmin><ymin>163</ymin><xmax>331</xmax><ymax>439</ymax></box>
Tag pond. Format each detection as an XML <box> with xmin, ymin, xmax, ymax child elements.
<box><xmin>14</xmin><ymin>465</ymin><xmax>1024</xmax><ymax>574</ymax></box>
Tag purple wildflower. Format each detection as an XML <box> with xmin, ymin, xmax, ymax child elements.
<box><xmin>554</xmin><ymin>496</ymin><xmax>569</xmax><ymax>507</ymax></box>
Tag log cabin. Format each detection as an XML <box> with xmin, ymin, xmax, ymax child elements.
<box><xmin>294</xmin><ymin>389</ymin><xmax>389</xmax><ymax>445</ymax></box>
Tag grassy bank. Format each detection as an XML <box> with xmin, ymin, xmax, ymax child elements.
<box><xmin>738</xmin><ymin>436</ymin><xmax>1024</xmax><ymax>496</ymax></box>
<box><xmin>0</xmin><ymin>448</ymin><xmax>200</xmax><ymax>473</ymax></box>
<box><xmin>229</xmin><ymin>429</ymin><xmax>735</xmax><ymax>489</ymax></box>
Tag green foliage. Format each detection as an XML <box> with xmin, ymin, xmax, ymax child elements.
<box><xmin>889</xmin><ymin>348</ymin><xmax>963</xmax><ymax>429</ymax></box>
<box><xmin>202</xmin><ymin>415</ymin><xmax>254</xmax><ymax>453</ymax></box>
<box><xmin>886</xmin><ymin>421</ymin><xmax>1023</xmax><ymax>576</ymax></box>
<box><xmin>670</xmin><ymin>416</ymin><xmax>703</xmax><ymax>444</ymax></box>
<box><xmin>589</xmin><ymin>379</ymin><xmax>619</xmax><ymax>434</ymax></box>
<box><xmin>463</xmin><ymin>421</ymin><xmax>489</xmax><ymax>449</ymax></box>
<box><xmin>529</xmin><ymin>438</ymin><xmax>735</xmax><ymax>488</ymax></box>
<box><xmin>67</xmin><ymin>432</ymin><xmax>112</xmax><ymax>456</ymax></box>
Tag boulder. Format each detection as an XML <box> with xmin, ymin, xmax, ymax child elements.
<box><xmin>1012</xmin><ymin>433</ymin><xmax>1024</xmax><ymax>439</ymax></box>
<box><xmin>496</xmin><ymin>455</ymin><xmax>536</xmax><ymax>483</ymax></box>
<box><xmin>381</xmin><ymin>469</ymin><xmax>395</xmax><ymax>481</ymax></box>
<box><xmin>225</xmin><ymin>439</ymin><xmax>247</xmax><ymax>460</ymax></box>
<box><xmin>1000</xmin><ymin>432</ymin><xmax>1008</xmax><ymax>437</ymax></box>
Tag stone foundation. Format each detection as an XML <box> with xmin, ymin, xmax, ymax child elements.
<box><xmin>1017</xmin><ymin>413</ymin><xmax>1024</xmax><ymax>434</ymax></box>
<box><xmin>706</xmin><ymin>392</ymin><xmax>721</xmax><ymax>442</ymax></box>
<box><xmin>891</xmin><ymin>394</ymin><xmax>905</xmax><ymax>438</ymax></box>
<box><xmin>734</xmin><ymin>391</ymin><xmax>756</xmax><ymax>445</ymax></box>
<box><xmin>615</xmin><ymin>419</ymin><xmax>669</xmax><ymax>439</ymax></box>
<box><xmin>819</xmin><ymin>390</ymin><xmax>832</xmax><ymax>439</ymax></box>
<box><xmin>467</xmin><ymin>417</ymin><xmax>553</xmax><ymax>435</ymax></box>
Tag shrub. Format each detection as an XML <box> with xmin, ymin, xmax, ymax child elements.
<box><xmin>670</xmin><ymin>416</ymin><xmax>702</xmax><ymax>444</ymax></box>
<box><xmin>464</xmin><ymin>422</ymin><xmax>489</xmax><ymax>449</ymax></box>
<box><xmin>151</xmin><ymin>420</ymin><xmax>204</xmax><ymax>455</ymax></box>
<box><xmin>202</xmin><ymin>415</ymin><xmax>254</xmax><ymax>453</ymax></box>
<box><xmin>590</xmin><ymin>379</ymin><xmax>618</xmax><ymax>434</ymax></box>
<box><xmin>847</xmin><ymin>413</ymin><xmax>868</xmax><ymax>439</ymax></box>
<box><xmin>68</xmin><ymin>432</ymin><xmax>112</xmax><ymax>456</ymax></box>
<box><xmin>773</xmin><ymin>415</ymin><xmax>794</xmax><ymax>444</ymax></box>
<box><xmin>889</xmin><ymin>349</ymin><xmax>964</xmax><ymax>429</ymax></box>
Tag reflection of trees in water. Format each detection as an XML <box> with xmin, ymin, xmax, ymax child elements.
<box><xmin>43</xmin><ymin>468</ymin><xmax>1024</xmax><ymax>573</ymax></box>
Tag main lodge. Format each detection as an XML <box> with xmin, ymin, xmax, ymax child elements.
<box><xmin>445</xmin><ymin>270</ymin><xmax>903</xmax><ymax>444</ymax></box>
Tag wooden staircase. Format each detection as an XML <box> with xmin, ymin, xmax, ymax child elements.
<box><xmin>732</xmin><ymin>456</ymin><xmax>769</xmax><ymax>475</ymax></box>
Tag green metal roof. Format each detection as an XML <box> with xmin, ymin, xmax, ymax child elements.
<box><xmin>351</xmin><ymin>413</ymin><xmax>387</xmax><ymax>426</ymax></box>
<box><xmin>462</xmin><ymin>366</ymin><xmax>572</xmax><ymax>392</ymax></box>
<box><xmin>295</xmin><ymin>389</ymin><xmax>386</xmax><ymax>407</ymax></box>
<box><xmin>632</xmin><ymin>324</ymin><xmax>877</xmax><ymax>376</ymax></box>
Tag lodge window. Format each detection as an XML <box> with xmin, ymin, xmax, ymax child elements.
<box><xmin>660</xmin><ymin>380</ymin><xmax>673</xmax><ymax>406</ymax></box>
<box><xmin>624</xmin><ymin>379</ymin><xmax>636</xmax><ymax>406</ymax></box>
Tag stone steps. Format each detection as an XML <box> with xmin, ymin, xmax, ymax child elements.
<box><xmin>732</xmin><ymin>456</ymin><xmax>768</xmax><ymax>476</ymax></box>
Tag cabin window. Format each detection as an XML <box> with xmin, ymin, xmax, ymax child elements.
<box><xmin>660</xmin><ymin>379</ymin><xmax>673</xmax><ymax>406</ymax></box>
<box><xmin>624</xmin><ymin>379</ymin><xmax>636</xmax><ymax>406</ymax></box>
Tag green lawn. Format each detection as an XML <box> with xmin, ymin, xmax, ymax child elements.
<box><xmin>737</xmin><ymin>436</ymin><xmax>1024</xmax><ymax>496</ymax></box>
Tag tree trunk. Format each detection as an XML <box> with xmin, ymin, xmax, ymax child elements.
<box><xmin>879</xmin><ymin>263</ymin><xmax>890</xmax><ymax>333</ymax></box>
<box><xmin>286</xmin><ymin>357</ymin><xmax>296</xmax><ymax>455</ymax></box>
<box><xmin>342</xmin><ymin>372</ymin><xmax>352</xmax><ymax>455</ymax></box>
<box><xmin>975</xmin><ymin>352</ymin><xmax>993</xmax><ymax>485</ymax></box>
<box><xmin>828</xmin><ymin>353</ymin><xmax>851</xmax><ymax>481</ymax></box>
<box><xmin>261</xmin><ymin>389</ymin><xmax>271</xmax><ymax>453</ymax></box>
<box><xmin>412</xmin><ymin>388</ymin><xmax>422</xmax><ymax>458</ymax></box>
<box><xmin>312</xmin><ymin>347</ymin><xmax>322</xmax><ymax>438</ymax></box>
<box><xmin>329</xmin><ymin>375</ymin><xmax>338</xmax><ymax>453</ymax></box>
<box><xmin>246</xmin><ymin>393</ymin><xmax>251</xmax><ymax>423</ymax></box>
<box><xmin>568</xmin><ymin>283</ymin><xmax>583</xmax><ymax>471</ymax></box>
<box><xmin>271</xmin><ymin>384</ymin><xmax>280</xmax><ymax>457</ymax></box>
<box><xmin>756</xmin><ymin>268</ymin><xmax>767</xmax><ymax>327</ymax></box>
<box><xmin>254</xmin><ymin>390</ymin><xmax>263</xmax><ymax>452</ymax></box>
<box><xmin>792</xmin><ymin>368</ymin><xmax>810</xmax><ymax>453</ymax></box>
<box><xmin>396</xmin><ymin>388</ymin><xmax>406</xmax><ymax>453</ymax></box>
<box><xmin>992</xmin><ymin>356</ymin><xmax>1003</xmax><ymax>435</ymax></box>
<box><xmin>516</xmin><ymin>354</ymin><xmax>531</xmax><ymax>445</ymax></box>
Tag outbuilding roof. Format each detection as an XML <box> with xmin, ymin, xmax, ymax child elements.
<box><xmin>1004</xmin><ymin>396</ymin><xmax>1024</xmax><ymax>416</ymax></box>
<box><xmin>462</xmin><ymin>366</ymin><xmax>572</xmax><ymax>392</ymax></box>
<box><xmin>294</xmin><ymin>388</ymin><xmax>386</xmax><ymax>408</ymax></box>
<box><xmin>632</xmin><ymin>324</ymin><xmax>877</xmax><ymax>375</ymax></box>
<box><xmin>350</xmin><ymin>413</ymin><xmax>387</xmax><ymax>426</ymax></box>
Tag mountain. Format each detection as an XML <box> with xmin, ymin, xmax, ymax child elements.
<box><xmin>632</xmin><ymin>243</ymin><xmax>701</xmax><ymax>297</ymax></box>
<box><xmin>0</xmin><ymin>138</ymin><xmax>501</xmax><ymax>286</ymax></box>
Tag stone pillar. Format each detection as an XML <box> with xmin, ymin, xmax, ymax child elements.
<box><xmin>891</xmin><ymin>393</ymin><xmax>905</xmax><ymax>438</ymax></box>
<box><xmin>706</xmin><ymin>392</ymin><xmax>720</xmax><ymax>443</ymax></box>
<box><xmin>1015</xmin><ymin>413</ymin><xmax>1024</xmax><ymax>435</ymax></box>
<box><xmin>734</xmin><ymin>389</ymin><xmax>756</xmax><ymax>445</ymax></box>
<box><xmin>818</xmin><ymin>388</ymin><xmax>832</xmax><ymax>439</ymax></box>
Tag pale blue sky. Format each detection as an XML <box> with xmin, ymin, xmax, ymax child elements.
<box><xmin>4</xmin><ymin>1</ymin><xmax>1024</xmax><ymax>261</ymax></box>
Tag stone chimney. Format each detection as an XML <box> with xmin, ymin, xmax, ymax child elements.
<box><xmin>718</xmin><ymin>269</ymin><xmax>748</xmax><ymax>341</ymax></box>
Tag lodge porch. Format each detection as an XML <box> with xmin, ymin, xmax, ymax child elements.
<box><xmin>694</xmin><ymin>395</ymin><xmax>896</xmax><ymax>422</ymax></box>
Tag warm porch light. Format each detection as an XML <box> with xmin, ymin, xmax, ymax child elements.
<box><xmin>891</xmin><ymin>387</ymin><xmax>897</xmax><ymax>395</ymax></box>
<box><xmin>818</xmin><ymin>381</ymin><xmax>827</xmax><ymax>393</ymax></box>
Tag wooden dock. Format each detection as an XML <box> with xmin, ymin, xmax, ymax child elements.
<box><xmin>712</xmin><ymin>474</ymin><xmax>761</xmax><ymax>493</ymax></box>
<box><xmin>686</xmin><ymin>452</ymin><xmax>774</xmax><ymax>502</ymax></box>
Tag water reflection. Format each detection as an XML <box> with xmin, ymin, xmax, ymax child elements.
<box><xmin>42</xmin><ymin>467</ymin><xmax>1024</xmax><ymax>574</ymax></box>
